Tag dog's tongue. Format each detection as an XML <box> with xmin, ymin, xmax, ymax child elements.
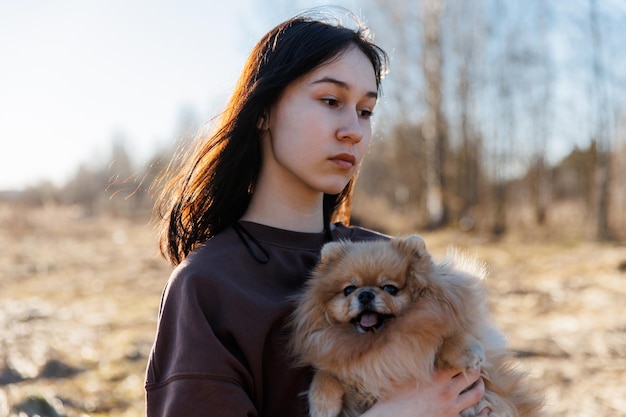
<box><xmin>360</xmin><ymin>312</ymin><xmax>379</xmax><ymax>328</ymax></box>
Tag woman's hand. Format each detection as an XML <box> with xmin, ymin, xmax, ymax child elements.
<box><xmin>362</xmin><ymin>367</ymin><xmax>488</xmax><ymax>417</ymax></box>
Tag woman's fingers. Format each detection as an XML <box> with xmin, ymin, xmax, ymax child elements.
<box><xmin>476</xmin><ymin>407</ymin><xmax>491</xmax><ymax>417</ymax></box>
<box><xmin>455</xmin><ymin>369</ymin><xmax>485</xmax><ymax>411</ymax></box>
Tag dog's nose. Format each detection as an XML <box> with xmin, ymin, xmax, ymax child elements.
<box><xmin>357</xmin><ymin>290</ymin><xmax>376</xmax><ymax>305</ymax></box>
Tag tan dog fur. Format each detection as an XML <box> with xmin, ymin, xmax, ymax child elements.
<box><xmin>289</xmin><ymin>235</ymin><xmax>544</xmax><ymax>417</ymax></box>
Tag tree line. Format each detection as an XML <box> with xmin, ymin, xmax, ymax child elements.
<box><xmin>351</xmin><ymin>0</ymin><xmax>626</xmax><ymax>240</ymax></box>
<box><xmin>5</xmin><ymin>0</ymin><xmax>625</xmax><ymax>241</ymax></box>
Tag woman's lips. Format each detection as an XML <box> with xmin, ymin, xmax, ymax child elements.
<box><xmin>330</xmin><ymin>153</ymin><xmax>356</xmax><ymax>169</ymax></box>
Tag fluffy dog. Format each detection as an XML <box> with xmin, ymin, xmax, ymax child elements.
<box><xmin>289</xmin><ymin>235</ymin><xmax>544</xmax><ymax>417</ymax></box>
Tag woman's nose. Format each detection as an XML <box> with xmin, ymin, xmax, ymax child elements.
<box><xmin>336</xmin><ymin>110</ymin><xmax>364</xmax><ymax>143</ymax></box>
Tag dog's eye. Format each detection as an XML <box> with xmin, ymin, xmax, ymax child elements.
<box><xmin>382</xmin><ymin>284</ymin><xmax>398</xmax><ymax>295</ymax></box>
<box><xmin>343</xmin><ymin>285</ymin><xmax>357</xmax><ymax>296</ymax></box>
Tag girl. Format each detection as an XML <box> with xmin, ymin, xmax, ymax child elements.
<box><xmin>145</xmin><ymin>9</ymin><xmax>488</xmax><ymax>417</ymax></box>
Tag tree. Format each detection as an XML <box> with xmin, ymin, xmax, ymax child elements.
<box><xmin>486</xmin><ymin>1</ymin><xmax>519</xmax><ymax>236</ymax></box>
<box><xmin>448</xmin><ymin>0</ymin><xmax>486</xmax><ymax>229</ymax></box>
<box><xmin>528</xmin><ymin>0</ymin><xmax>554</xmax><ymax>226</ymax></box>
<box><xmin>589</xmin><ymin>0</ymin><xmax>614</xmax><ymax>240</ymax></box>
<box><xmin>421</xmin><ymin>0</ymin><xmax>450</xmax><ymax>229</ymax></box>
<box><xmin>368</xmin><ymin>0</ymin><xmax>450</xmax><ymax>229</ymax></box>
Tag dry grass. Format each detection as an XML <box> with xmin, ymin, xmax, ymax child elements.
<box><xmin>421</xmin><ymin>231</ymin><xmax>626</xmax><ymax>417</ymax></box>
<box><xmin>1</xmin><ymin>203</ymin><xmax>625</xmax><ymax>416</ymax></box>
<box><xmin>0</xmin><ymin>203</ymin><xmax>165</xmax><ymax>417</ymax></box>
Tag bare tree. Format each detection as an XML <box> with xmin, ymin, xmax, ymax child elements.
<box><xmin>528</xmin><ymin>0</ymin><xmax>554</xmax><ymax>226</ymax></box>
<box><xmin>485</xmin><ymin>1</ymin><xmax>519</xmax><ymax>236</ymax></box>
<box><xmin>359</xmin><ymin>0</ymin><xmax>428</xmax><ymax>228</ymax></box>
<box><xmin>448</xmin><ymin>0</ymin><xmax>486</xmax><ymax>230</ymax></box>
<box><xmin>421</xmin><ymin>0</ymin><xmax>450</xmax><ymax>229</ymax></box>
<box><xmin>589</xmin><ymin>0</ymin><xmax>614</xmax><ymax>240</ymax></box>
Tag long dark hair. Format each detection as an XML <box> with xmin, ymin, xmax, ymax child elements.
<box><xmin>156</xmin><ymin>9</ymin><xmax>389</xmax><ymax>265</ymax></box>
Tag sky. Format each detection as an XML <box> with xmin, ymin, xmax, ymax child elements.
<box><xmin>0</xmin><ymin>0</ymin><xmax>359</xmax><ymax>191</ymax></box>
<box><xmin>1</xmin><ymin>1</ymin><xmax>624</xmax><ymax>191</ymax></box>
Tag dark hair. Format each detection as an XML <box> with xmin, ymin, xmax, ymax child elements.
<box><xmin>156</xmin><ymin>9</ymin><xmax>389</xmax><ymax>265</ymax></box>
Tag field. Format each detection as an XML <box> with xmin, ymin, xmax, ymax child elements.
<box><xmin>1</xmin><ymin>203</ymin><xmax>625</xmax><ymax>416</ymax></box>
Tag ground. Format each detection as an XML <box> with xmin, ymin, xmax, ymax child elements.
<box><xmin>0</xmin><ymin>204</ymin><xmax>624</xmax><ymax>416</ymax></box>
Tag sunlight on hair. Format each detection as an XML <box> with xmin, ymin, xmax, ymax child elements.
<box><xmin>295</xmin><ymin>5</ymin><xmax>372</xmax><ymax>39</ymax></box>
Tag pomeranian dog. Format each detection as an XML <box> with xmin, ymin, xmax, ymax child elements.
<box><xmin>289</xmin><ymin>235</ymin><xmax>544</xmax><ymax>417</ymax></box>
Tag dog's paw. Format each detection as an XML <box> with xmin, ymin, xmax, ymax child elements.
<box><xmin>309</xmin><ymin>404</ymin><xmax>342</xmax><ymax>417</ymax></box>
<box><xmin>308</xmin><ymin>371</ymin><xmax>344</xmax><ymax>417</ymax></box>
<box><xmin>461</xmin><ymin>397</ymin><xmax>503</xmax><ymax>417</ymax></box>
<box><xmin>437</xmin><ymin>334</ymin><xmax>486</xmax><ymax>370</ymax></box>
<box><xmin>460</xmin><ymin>400</ymin><xmax>487</xmax><ymax>417</ymax></box>
<box><xmin>309</xmin><ymin>399</ymin><xmax>342</xmax><ymax>417</ymax></box>
<box><xmin>461</xmin><ymin>338</ymin><xmax>486</xmax><ymax>369</ymax></box>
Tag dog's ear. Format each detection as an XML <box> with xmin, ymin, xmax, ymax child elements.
<box><xmin>319</xmin><ymin>240</ymin><xmax>349</xmax><ymax>264</ymax></box>
<box><xmin>393</xmin><ymin>235</ymin><xmax>428</xmax><ymax>259</ymax></box>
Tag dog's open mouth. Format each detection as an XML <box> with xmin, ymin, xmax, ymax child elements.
<box><xmin>352</xmin><ymin>311</ymin><xmax>394</xmax><ymax>332</ymax></box>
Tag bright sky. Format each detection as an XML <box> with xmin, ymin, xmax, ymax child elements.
<box><xmin>0</xmin><ymin>0</ymin><xmax>357</xmax><ymax>191</ymax></box>
<box><xmin>1</xmin><ymin>1</ymin><xmax>623</xmax><ymax>191</ymax></box>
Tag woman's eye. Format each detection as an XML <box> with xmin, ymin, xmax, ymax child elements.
<box><xmin>322</xmin><ymin>98</ymin><xmax>340</xmax><ymax>107</ymax></box>
<box><xmin>358</xmin><ymin>109</ymin><xmax>373</xmax><ymax>119</ymax></box>
<box><xmin>381</xmin><ymin>285</ymin><xmax>398</xmax><ymax>295</ymax></box>
<box><xmin>343</xmin><ymin>285</ymin><xmax>357</xmax><ymax>296</ymax></box>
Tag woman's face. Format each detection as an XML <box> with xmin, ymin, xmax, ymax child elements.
<box><xmin>260</xmin><ymin>46</ymin><xmax>378</xmax><ymax>200</ymax></box>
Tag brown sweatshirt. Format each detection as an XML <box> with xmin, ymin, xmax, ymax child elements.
<box><xmin>145</xmin><ymin>221</ymin><xmax>386</xmax><ymax>417</ymax></box>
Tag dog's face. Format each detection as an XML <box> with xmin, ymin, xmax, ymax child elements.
<box><xmin>309</xmin><ymin>235</ymin><xmax>434</xmax><ymax>334</ymax></box>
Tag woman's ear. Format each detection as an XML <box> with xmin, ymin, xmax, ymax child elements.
<box><xmin>257</xmin><ymin>112</ymin><xmax>269</xmax><ymax>131</ymax></box>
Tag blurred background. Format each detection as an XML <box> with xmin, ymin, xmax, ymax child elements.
<box><xmin>2</xmin><ymin>0</ymin><xmax>626</xmax><ymax>239</ymax></box>
<box><xmin>1</xmin><ymin>1</ymin><xmax>625</xmax><ymax>416</ymax></box>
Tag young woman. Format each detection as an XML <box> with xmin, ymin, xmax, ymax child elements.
<box><xmin>145</xmin><ymin>9</ymin><xmax>489</xmax><ymax>417</ymax></box>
